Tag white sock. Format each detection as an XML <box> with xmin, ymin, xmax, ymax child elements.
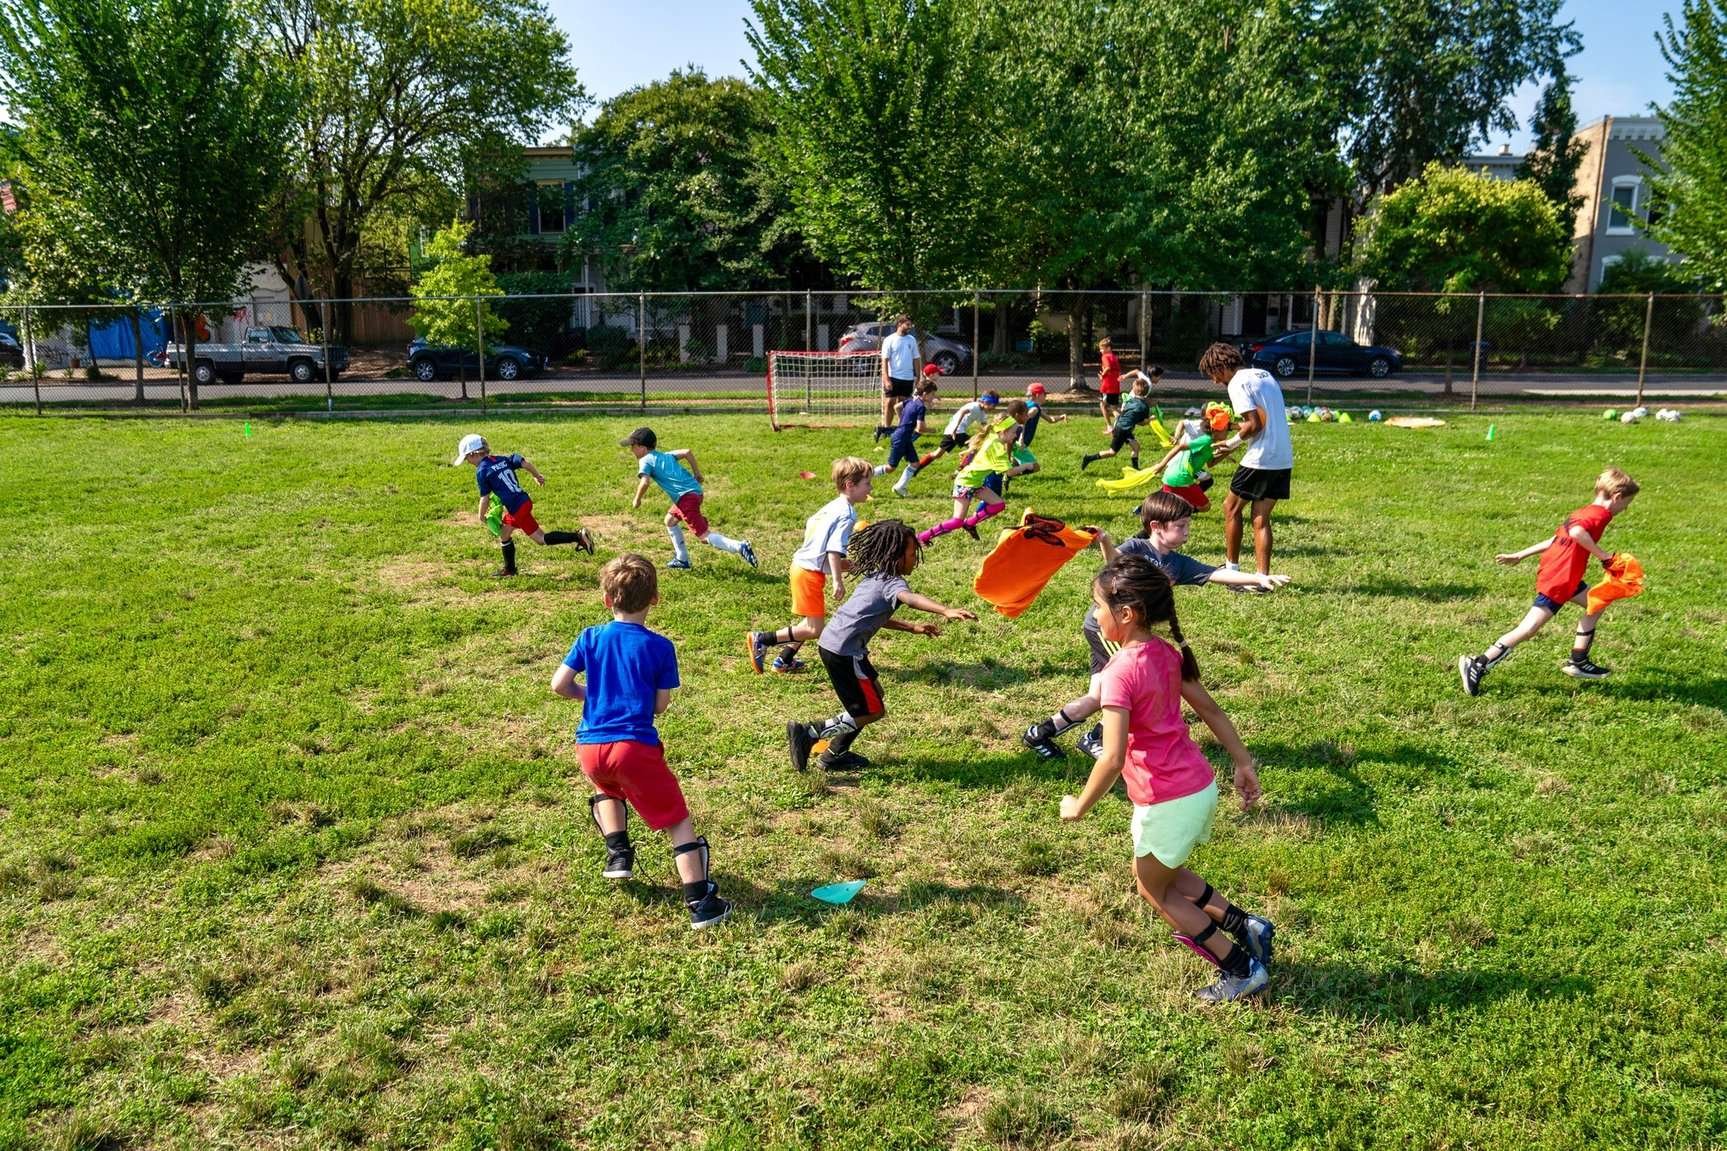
<box><xmin>667</xmin><ymin>524</ymin><xmax>691</xmax><ymax>563</ymax></box>
<box><xmin>705</xmin><ymin>531</ymin><xmax>745</xmax><ymax>555</ymax></box>
<box><xmin>895</xmin><ymin>464</ymin><xmax>916</xmax><ymax>488</ymax></box>
<box><xmin>1223</xmin><ymin>560</ymin><xmax>1240</xmax><ymax>571</ymax></box>
<box><xmin>872</xmin><ymin>464</ymin><xmax>891</xmax><ymax>476</ymax></box>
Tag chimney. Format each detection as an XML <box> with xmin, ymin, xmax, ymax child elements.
<box><xmin>1499</xmin><ymin>143</ymin><xmax>1512</xmax><ymax>156</ymax></box>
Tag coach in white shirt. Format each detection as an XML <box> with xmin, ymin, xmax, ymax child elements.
<box><xmin>1198</xmin><ymin>341</ymin><xmax>1292</xmax><ymax>577</ymax></box>
<box><xmin>878</xmin><ymin>314</ymin><xmax>922</xmax><ymax>433</ymax></box>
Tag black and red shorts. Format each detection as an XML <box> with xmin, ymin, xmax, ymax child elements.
<box><xmin>818</xmin><ymin>647</ymin><xmax>885</xmax><ymax>721</ymax></box>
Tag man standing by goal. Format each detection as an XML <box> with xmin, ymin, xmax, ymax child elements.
<box><xmin>874</xmin><ymin>314</ymin><xmax>923</xmax><ymax>442</ymax></box>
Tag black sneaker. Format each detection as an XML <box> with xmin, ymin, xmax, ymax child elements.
<box><xmin>1562</xmin><ymin>656</ymin><xmax>1611</xmax><ymax>680</ymax></box>
<box><xmin>1022</xmin><ymin>724</ymin><xmax>1064</xmax><ymax>761</ymax></box>
<box><xmin>575</xmin><ymin>528</ymin><xmax>596</xmax><ymax>555</ymax></box>
<box><xmin>1457</xmin><ymin>654</ymin><xmax>1486</xmax><ymax>696</ymax></box>
<box><xmin>602</xmin><ymin>844</ymin><xmax>635</xmax><ymax>880</ymax></box>
<box><xmin>787</xmin><ymin>721</ymin><xmax>816</xmax><ymax>771</ymax></box>
<box><xmin>962</xmin><ymin>522</ymin><xmax>980</xmax><ymax>541</ymax></box>
<box><xmin>1080</xmin><ymin>455</ymin><xmax>1095</xmax><ymax>472</ymax></box>
<box><xmin>687</xmin><ymin>882</ymin><xmax>732</xmax><ymax>929</ymax></box>
<box><xmin>1075</xmin><ymin>723</ymin><xmax>1104</xmax><ymax>759</ymax></box>
<box><xmin>819</xmin><ymin>749</ymin><xmax>873</xmax><ymax>771</ymax></box>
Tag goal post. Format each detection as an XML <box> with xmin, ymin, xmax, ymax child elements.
<box><xmin>765</xmin><ymin>350</ymin><xmax>883</xmax><ymax>429</ymax></box>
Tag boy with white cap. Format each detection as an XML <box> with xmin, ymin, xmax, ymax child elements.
<box><xmin>453</xmin><ymin>433</ymin><xmax>594</xmax><ymax>576</ymax></box>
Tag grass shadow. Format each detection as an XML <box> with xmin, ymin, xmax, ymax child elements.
<box><xmin>895</xmin><ymin>660</ymin><xmax>1037</xmax><ymax>689</ymax></box>
<box><xmin>1341</xmin><ymin>577</ymin><xmax>1488</xmax><ymax>600</ymax></box>
<box><xmin>1272</xmin><ymin>958</ymin><xmax>1593</xmax><ymax>1024</ymax></box>
<box><xmin>1248</xmin><ymin>739</ymin><xmax>1459</xmax><ymax>827</ymax></box>
<box><xmin>896</xmin><ymin>750</ymin><xmax>1076</xmax><ymax>789</ymax></box>
<box><xmin>1608</xmin><ymin>676</ymin><xmax>1727</xmax><ymax>712</ymax></box>
<box><xmin>608</xmin><ymin>873</ymin><xmax>1025</xmax><ymax>927</ymax></box>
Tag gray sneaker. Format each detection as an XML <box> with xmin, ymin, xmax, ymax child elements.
<box><xmin>1195</xmin><ymin>957</ymin><xmax>1268</xmax><ymax>1003</ymax></box>
<box><xmin>1075</xmin><ymin>723</ymin><xmax>1105</xmax><ymax>759</ymax></box>
<box><xmin>1458</xmin><ymin>654</ymin><xmax>1486</xmax><ymax>696</ymax></box>
<box><xmin>1237</xmin><ymin>915</ymin><xmax>1275</xmax><ymax>968</ymax></box>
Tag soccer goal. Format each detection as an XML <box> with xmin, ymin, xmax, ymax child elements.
<box><xmin>765</xmin><ymin>350</ymin><xmax>883</xmax><ymax>429</ymax></box>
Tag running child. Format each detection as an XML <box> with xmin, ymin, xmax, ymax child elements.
<box><xmin>1147</xmin><ymin>419</ymin><xmax>1238</xmax><ymax>513</ymax></box>
<box><xmin>1020</xmin><ymin>382</ymin><xmax>1067</xmax><ymax>450</ymax></box>
<box><xmin>1097</xmin><ymin>337</ymin><xmax>1122</xmax><ymax>428</ymax></box>
<box><xmin>895</xmin><ymin>390</ymin><xmax>1000</xmax><ymax>494</ymax></box>
<box><xmin>551</xmin><ymin>553</ymin><xmax>731</xmax><ymax>929</ymax></box>
<box><xmin>453</xmin><ymin>433</ymin><xmax>595</xmax><ymax>577</ymax></box>
<box><xmin>919</xmin><ymin>418</ymin><xmax>1026</xmax><ymax>545</ymax></box>
<box><xmin>1058</xmin><ymin>554</ymin><xmax>1273</xmax><ymax>1003</ymax></box>
<box><xmin>877</xmin><ymin>371</ymin><xmax>939</xmax><ymax>496</ymax></box>
<box><xmin>747</xmin><ymin>456</ymin><xmax>874</xmax><ymax>674</ymax></box>
<box><xmin>1080</xmin><ymin>374</ymin><xmax>1155</xmax><ymax>471</ymax></box>
<box><xmin>785</xmin><ymin>520</ymin><xmax>976</xmax><ymax>771</ymax></box>
<box><xmin>1458</xmin><ymin>467</ymin><xmax>1639</xmax><ymax>695</ymax></box>
<box><xmin>623</xmin><ymin>426</ymin><xmax>758</xmax><ymax>570</ymax></box>
<box><xmin>1022</xmin><ymin>491</ymin><xmax>1288</xmax><ymax>761</ymax></box>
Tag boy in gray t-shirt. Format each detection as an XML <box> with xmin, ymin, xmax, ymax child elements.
<box><xmin>786</xmin><ymin>520</ymin><xmax>976</xmax><ymax>772</ymax></box>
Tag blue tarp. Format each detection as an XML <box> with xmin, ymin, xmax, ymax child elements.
<box><xmin>87</xmin><ymin>309</ymin><xmax>168</xmax><ymax>361</ymax></box>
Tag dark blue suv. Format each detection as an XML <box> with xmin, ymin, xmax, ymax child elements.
<box><xmin>1243</xmin><ymin>329</ymin><xmax>1403</xmax><ymax>380</ymax></box>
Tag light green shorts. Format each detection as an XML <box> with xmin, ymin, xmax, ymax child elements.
<box><xmin>1130</xmin><ymin>782</ymin><xmax>1219</xmax><ymax>868</ymax></box>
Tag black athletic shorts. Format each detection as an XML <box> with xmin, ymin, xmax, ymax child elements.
<box><xmin>1109</xmin><ymin>427</ymin><xmax>1139</xmax><ymax>453</ymax></box>
<box><xmin>938</xmin><ymin>432</ymin><xmax>969</xmax><ymax>452</ymax></box>
<box><xmin>1101</xmin><ymin>392</ymin><xmax>1122</xmax><ymax>410</ymax></box>
<box><xmin>1229</xmin><ymin>466</ymin><xmax>1291</xmax><ymax>502</ymax></box>
<box><xmin>819</xmin><ymin>646</ymin><xmax>885</xmax><ymax>720</ymax></box>
<box><xmin>884</xmin><ymin>376</ymin><xmax>915</xmax><ymax>399</ymax></box>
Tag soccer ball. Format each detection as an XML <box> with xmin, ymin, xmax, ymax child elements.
<box><xmin>1368</xmin><ymin>409</ymin><xmax>1383</xmax><ymax>422</ymax></box>
<box><xmin>1603</xmin><ymin>409</ymin><xmax>1619</xmax><ymax>421</ymax></box>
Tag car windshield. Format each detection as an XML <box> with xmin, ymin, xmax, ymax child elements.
<box><xmin>270</xmin><ymin>327</ymin><xmax>306</xmax><ymax>345</ymax></box>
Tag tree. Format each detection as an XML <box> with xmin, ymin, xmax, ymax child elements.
<box><xmin>1518</xmin><ymin>64</ymin><xmax>1587</xmax><ymax>224</ymax></box>
<box><xmin>409</xmin><ymin>219</ymin><xmax>505</xmax><ymax>397</ymax></box>
<box><xmin>1649</xmin><ymin>1</ymin><xmax>1727</xmax><ymax>290</ymax></box>
<box><xmin>0</xmin><ymin>0</ymin><xmax>292</xmax><ymax>408</ymax></box>
<box><xmin>569</xmin><ymin>69</ymin><xmax>812</xmax><ymax>292</ymax></box>
<box><xmin>260</xmin><ymin>0</ymin><xmax>583</xmax><ymax>338</ymax></box>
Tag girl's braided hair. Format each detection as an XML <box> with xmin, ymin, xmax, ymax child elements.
<box><xmin>848</xmin><ymin>518</ymin><xmax>920</xmax><ymax>578</ymax></box>
<box><xmin>1093</xmin><ymin>554</ymin><xmax>1202</xmax><ymax>680</ymax></box>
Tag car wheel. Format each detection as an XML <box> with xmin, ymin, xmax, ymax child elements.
<box><xmin>1273</xmin><ymin>355</ymin><xmax>1297</xmax><ymax>378</ymax></box>
<box><xmin>413</xmin><ymin>358</ymin><xmax>438</xmax><ymax>382</ymax></box>
<box><xmin>289</xmin><ymin>359</ymin><xmax>317</xmax><ymax>383</ymax></box>
<box><xmin>192</xmin><ymin>360</ymin><xmax>217</xmax><ymax>386</ymax></box>
<box><xmin>1368</xmin><ymin>357</ymin><xmax>1391</xmax><ymax>378</ymax></box>
<box><xmin>496</xmin><ymin>357</ymin><xmax>520</xmax><ymax>381</ymax></box>
<box><xmin>932</xmin><ymin>350</ymin><xmax>960</xmax><ymax>375</ymax></box>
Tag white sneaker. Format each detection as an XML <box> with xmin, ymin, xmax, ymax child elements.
<box><xmin>1195</xmin><ymin>958</ymin><xmax>1268</xmax><ymax>1003</ymax></box>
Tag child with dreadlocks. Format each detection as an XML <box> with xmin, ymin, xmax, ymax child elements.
<box><xmin>786</xmin><ymin>519</ymin><xmax>977</xmax><ymax>771</ymax></box>
<box><xmin>1059</xmin><ymin>553</ymin><xmax>1274</xmax><ymax>1003</ymax></box>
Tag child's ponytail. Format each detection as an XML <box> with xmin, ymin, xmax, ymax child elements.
<box><xmin>1166</xmin><ymin>612</ymin><xmax>1202</xmax><ymax>682</ymax></box>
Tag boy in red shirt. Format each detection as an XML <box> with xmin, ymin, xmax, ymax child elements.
<box><xmin>1096</xmin><ymin>337</ymin><xmax>1122</xmax><ymax>429</ymax></box>
<box><xmin>1458</xmin><ymin>467</ymin><xmax>1639</xmax><ymax>695</ymax></box>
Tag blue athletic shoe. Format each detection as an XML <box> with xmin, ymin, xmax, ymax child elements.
<box><xmin>739</xmin><ymin>541</ymin><xmax>759</xmax><ymax>569</ymax></box>
<box><xmin>1238</xmin><ymin>915</ymin><xmax>1275</xmax><ymax>968</ymax></box>
<box><xmin>667</xmin><ymin>558</ymin><xmax>692</xmax><ymax>570</ymax></box>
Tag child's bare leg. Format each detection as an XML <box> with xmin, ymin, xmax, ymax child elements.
<box><xmin>1569</xmin><ymin>592</ymin><xmax>1606</xmax><ymax>662</ymax></box>
<box><xmin>664</xmin><ymin>817</ymin><xmax>704</xmax><ymax>882</ymax></box>
<box><xmin>1222</xmin><ymin>490</ymin><xmax>1245</xmax><ymax>566</ymax></box>
<box><xmin>1484</xmin><ymin>605</ymin><xmax>1556</xmax><ymax>662</ymax></box>
<box><xmin>590</xmin><ymin>794</ymin><xmax>627</xmax><ymax>835</ymax></box>
<box><xmin>1249</xmin><ymin>497</ymin><xmax>1277</xmax><ymax>574</ymax></box>
<box><xmin>1027</xmin><ymin>693</ymin><xmax>1099</xmax><ymax>742</ymax></box>
<box><xmin>1134</xmin><ymin>855</ymin><xmax>1229</xmax><ymax>960</ymax></box>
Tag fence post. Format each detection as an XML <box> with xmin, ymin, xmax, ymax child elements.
<box><xmin>320</xmin><ymin>302</ymin><xmax>333</xmax><ymax>414</ymax></box>
<box><xmin>1306</xmin><ymin>286</ymin><xmax>1319</xmax><ymax>405</ymax></box>
<box><xmin>972</xmin><ymin>289</ymin><xmax>981</xmax><ymax>399</ymax></box>
<box><xmin>474</xmin><ymin>296</ymin><xmax>487</xmax><ymax>415</ymax></box>
<box><xmin>1470</xmin><ymin>290</ymin><xmax>1486</xmax><ymax>412</ymax></box>
<box><xmin>1636</xmin><ymin>291</ymin><xmax>1654</xmax><ymax>407</ymax></box>
<box><xmin>805</xmin><ymin>288</ymin><xmax>813</xmax><ymax>350</ymax></box>
<box><xmin>637</xmin><ymin>292</ymin><xmax>646</xmax><ymax>411</ymax></box>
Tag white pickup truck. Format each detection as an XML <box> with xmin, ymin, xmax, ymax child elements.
<box><xmin>164</xmin><ymin>326</ymin><xmax>349</xmax><ymax>385</ymax></box>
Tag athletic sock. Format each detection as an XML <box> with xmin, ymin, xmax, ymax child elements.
<box><xmin>873</xmin><ymin>464</ymin><xmax>891</xmax><ymax>476</ymax></box>
<box><xmin>896</xmin><ymin>464</ymin><xmax>917</xmax><ymax>486</ymax></box>
<box><xmin>921</xmin><ymin>516</ymin><xmax>964</xmax><ymax>543</ymax></box>
<box><xmin>499</xmin><ymin>540</ymin><xmax>517</xmax><ymax>573</ymax></box>
<box><xmin>1571</xmin><ymin>630</ymin><xmax>1596</xmax><ymax>658</ymax></box>
<box><xmin>705</xmin><ymin>531</ymin><xmax>745</xmax><ymax>555</ymax></box>
<box><xmin>1082</xmin><ymin>453</ymin><xmax>1099</xmax><ymax>465</ymax></box>
<box><xmin>667</xmin><ymin>523</ymin><xmax>691</xmax><ymax>564</ymax></box>
<box><xmin>778</xmin><ymin>642</ymin><xmax>802</xmax><ymax>661</ymax></box>
<box><xmin>542</xmin><ymin>530</ymin><xmax>581</xmax><ymax>545</ymax></box>
<box><xmin>1217</xmin><ymin>940</ymin><xmax>1252</xmax><ymax>979</ymax></box>
<box><xmin>962</xmin><ymin>502</ymin><xmax>1006</xmax><ymax>529</ymax></box>
<box><xmin>915</xmin><ymin>453</ymin><xmax>936</xmax><ymax>470</ymax></box>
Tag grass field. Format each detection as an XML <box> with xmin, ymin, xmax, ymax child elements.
<box><xmin>1</xmin><ymin>408</ymin><xmax>1723</xmax><ymax>1150</ymax></box>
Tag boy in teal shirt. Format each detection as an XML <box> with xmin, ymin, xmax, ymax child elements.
<box><xmin>623</xmin><ymin>426</ymin><xmax>758</xmax><ymax>571</ymax></box>
<box><xmin>1081</xmin><ymin>377</ymin><xmax>1154</xmax><ymax>471</ymax></box>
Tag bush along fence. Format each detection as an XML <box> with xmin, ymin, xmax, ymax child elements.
<box><xmin>3</xmin><ymin>288</ymin><xmax>1724</xmax><ymax>413</ymax></box>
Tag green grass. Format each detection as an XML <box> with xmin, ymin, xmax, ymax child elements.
<box><xmin>1</xmin><ymin>409</ymin><xmax>1724</xmax><ymax>1149</ymax></box>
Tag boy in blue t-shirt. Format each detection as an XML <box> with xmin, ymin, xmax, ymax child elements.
<box><xmin>622</xmin><ymin>426</ymin><xmax>758</xmax><ymax>571</ymax></box>
<box><xmin>875</xmin><ymin>373</ymin><xmax>939</xmax><ymax>495</ymax></box>
<box><xmin>551</xmin><ymin>553</ymin><xmax>731</xmax><ymax>929</ymax></box>
<box><xmin>453</xmin><ymin>433</ymin><xmax>594</xmax><ymax>577</ymax></box>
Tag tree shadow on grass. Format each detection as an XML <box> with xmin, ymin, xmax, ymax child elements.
<box><xmin>1607</xmin><ymin>676</ymin><xmax>1727</xmax><ymax>712</ymax></box>
<box><xmin>894</xmin><ymin>750</ymin><xmax>1076</xmax><ymax>790</ymax></box>
<box><xmin>1270</xmin><ymin>958</ymin><xmax>1593</xmax><ymax>1024</ymax></box>
<box><xmin>1338</xmin><ymin>577</ymin><xmax>1488</xmax><ymax>600</ymax></box>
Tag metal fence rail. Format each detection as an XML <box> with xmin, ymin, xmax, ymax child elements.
<box><xmin>4</xmin><ymin>288</ymin><xmax>1725</xmax><ymax>414</ymax></box>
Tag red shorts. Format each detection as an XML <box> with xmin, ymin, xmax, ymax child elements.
<box><xmin>577</xmin><ymin>740</ymin><xmax>689</xmax><ymax>831</ymax></box>
<box><xmin>502</xmin><ymin>499</ymin><xmax>540</xmax><ymax>536</ymax></box>
<box><xmin>1162</xmin><ymin>483</ymin><xmax>1210</xmax><ymax>513</ymax></box>
<box><xmin>668</xmin><ymin>492</ymin><xmax>709</xmax><ymax>536</ymax></box>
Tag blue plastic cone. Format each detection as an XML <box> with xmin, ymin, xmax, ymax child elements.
<box><xmin>810</xmin><ymin>880</ymin><xmax>867</xmax><ymax>906</ymax></box>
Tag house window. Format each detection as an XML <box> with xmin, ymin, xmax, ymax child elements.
<box><xmin>1607</xmin><ymin>177</ymin><xmax>1640</xmax><ymax>234</ymax></box>
<box><xmin>536</xmin><ymin>181</ymin><xmax>567</xmax><ymax>234</ymax></box>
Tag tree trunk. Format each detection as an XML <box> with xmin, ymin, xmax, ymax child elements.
<box><xmin>1066</xmin><ymin>293</ymin><xmax>1089</xmax><ymax>389</ymax></box>
<box><xmin>180</xmin><ymin>310</ymin><xmax>201</xmax><ymax>411</ymax></box>
<box><xmin>332</xmin><ymin>269</ymin><xmax>355</xmax><ymax>345</ymax></box>
<box><xmin>129</xmin><ymin>311</ymin><xmax>145</xmax><ymax>404</ymax></box>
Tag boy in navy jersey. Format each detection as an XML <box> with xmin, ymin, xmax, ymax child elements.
<box><xmin>454</xmin><ymin>433</ymin><xmax>594</xmax><ymax>576</ymax></box>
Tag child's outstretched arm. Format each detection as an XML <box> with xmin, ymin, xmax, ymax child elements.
<box><xmin>1207</xmin><ymin>568</ymin><xmax>1290</xmax><ymax>592</ymax></box>
<box><xmin>1087</xmin><ymin>527</ymin><xmax>1117</xmax><ymax>564</ymax></box>
<box><xmin>1179</xmin><ymin>679</ymin><xmax>1261</xmax><ymax>810</ymax></box>
<box><xmin>898</xmin><ymin>589</ymin><xmax>977</xmax><ymax>620</ymax></box>
<box><xmin>1566</xmin><ymin>522</ymin><xmax>1614</xmax><ymax>564</ymax></box>
<box><xmin>1496</xmin><ymin>537</ymin><xmax>1554</xmax><ymax>565</ymax></box>
<box><xmin>1150</xmin><ymin>443</ymin><xmax>1181</xmax><ymax>474</ymax></box>
<box><xmin>550</xmin><ymin>664</ymin><xmax>586</xmax><ymax>701</ymax></box>
<box><xmin>670</xmin><ymin>448</ymin><xmax>704</xmax><ymax>482</ymax></box>
<box><xmin>825</xmin><ymin>550</ymin><xmax>848</xmax><ymax>600</ymax></box>
<box><xmin>630</xmin><ymin>475</ymin><xmax>653</xmax><ymax>509</ymax></box>
<box><xmin>519</xmin><ymin>457</ymin><xmax>547</xmax><ymax>486</ymax></box>
<box><xmin>1061</xmin><ymin>706</ymin><xmax>1128</xmax><ymax>819</ymax></box>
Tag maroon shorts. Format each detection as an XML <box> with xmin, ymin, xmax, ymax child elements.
<box><xmin>577</xmin><ymin>740</ymin><xmax>689</xmax><ymax>830</ymax></box>
<box><xmin>502</xmin><ymin>499</ymin><xmax>540</xmax><ymax>536</ymax></box>
<box><xmin>669</xmin><ymin>492</ymin><xmax>709</xmax><ymax>536</ymax></box>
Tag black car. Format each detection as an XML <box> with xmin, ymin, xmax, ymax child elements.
<box><xmin>406</xmin><ymin>338</ymin><xmax>544</xmax><ymax>382</ymax></box>
<box><xmin>1244</xmin><ymin>329</ymin><xmax>1403</xmax><ymax>379</ymax></box>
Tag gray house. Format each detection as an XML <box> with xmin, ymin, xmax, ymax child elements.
<box><xmin>1567</xmin><ymin>115</ymin><xmax>1672</xmax><ymax>291</ymax></box>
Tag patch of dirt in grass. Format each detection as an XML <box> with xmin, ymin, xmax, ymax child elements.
<box><xmin>944</xmin><ymin>1083</ymin><xmax>991</xmax><ymax>1125</ymax></box>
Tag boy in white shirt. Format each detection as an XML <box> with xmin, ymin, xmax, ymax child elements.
<box><xmin>1198</xmin><ymin>343</ymin><xmax>1292</xmax><ymax>578</ymax></box>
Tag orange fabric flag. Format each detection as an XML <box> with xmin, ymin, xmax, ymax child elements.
<box><xmin>974</xmin><ymin>512</ymin><xmax>1097</xmax><ymax>618</ymax></box>
<box><xmin>1586</xmin><ymin>552</ymin><xmax>1645</xmax><ymax>615</ymax></box>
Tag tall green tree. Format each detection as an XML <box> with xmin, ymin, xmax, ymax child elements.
<box><xmin>1518</xmin><ymin>64</ymin><xmax>1587</xmax><ymax>224</ymax></box>
<box><xmin>0</xmin><ymin>0</ymin><xmax>292</xmax><ymax>407</ymax></box>
<box><xmin>569</xmin><ymin>68</ymin><xmax>812</xmax><ymax>292</ymax></box>
<box><xmin>1649</xmin><ymin>0</ymin><xmax>1727</xmax><ymax>289</ymax></box>
<box><xmin>260</xmin><ymin>0</ymin><xmax>583</xmax><ymax>337</ymax></box>
<box><xmin>409</xmin><ymin>218</ymin><xmax>505</xmax><ymax>397</ymax></box>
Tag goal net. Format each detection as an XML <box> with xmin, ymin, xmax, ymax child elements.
<box><xmin>766</xmin><ymin>351</ymin><xmax>882</xmax><ymax>429</ymax></box>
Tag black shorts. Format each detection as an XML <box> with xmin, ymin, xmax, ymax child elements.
<box><xmin>884</xmin><ymin>376</ymin><xmax>915</xmax><ymax>399</ymax></box>
<box><xmin>819</xmin><ymin>646</ymin><xmax>885</xmax><ymax>720</ymax></box>
<box><xmin>1229</xmin><ymin>466</ymin><xmax>1291</xmax><ymax>502</ymax></box>
<box><xmin>1101</xmin><ymin>392</ymin><xmax>1122</xmax><ymax>410</ymax></box>
<box><xmin>887</xmin><ymin>435</ymin><xmax>920</xmax><ymax>468</ymax></box>
<box><xmin>1083</xmin><ymin>620</ymin><xmax>1116</xmax><ymax>674</ymax></box>
<box><xmin>1534</xmin><ymin>580</ymin><xmax>1589</xmax><ymax>614</ymax></box>
<box><xmin>1109</xmin><ymin>427</ymin><xmax>1139</xmax><ymax>453</ymax></box>
<box><xmin>938</xmin><ymin>432</ymin><xmax>969</xmax><ymax>452</ymax></box>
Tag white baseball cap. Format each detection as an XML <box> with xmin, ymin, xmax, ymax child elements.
<box><xmin>452</xmin><ymin>433</ymin><xmax>487</xmax><ymax>464</ymax></box>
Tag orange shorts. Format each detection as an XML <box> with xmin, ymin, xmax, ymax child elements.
<box><xmin>790</xmin><ymin>565</ymin><xmax>827</xmax><ymax>617</ymax></box>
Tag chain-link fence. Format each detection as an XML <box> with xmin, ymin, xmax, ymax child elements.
<box><xmin>4</xmin><ymin>288</ymin><xmax>1724</xmax><ymax>413</ymax></box>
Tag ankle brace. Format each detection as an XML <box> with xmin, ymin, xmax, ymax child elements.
<box><xmin>673</xmin><ymin>836</ymin><xmax>711</xmax><ymax>882</ymax></box>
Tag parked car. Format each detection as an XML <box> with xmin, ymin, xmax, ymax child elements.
<box><xmin>406</xmin><ymin>338</ymin><xmax>544</xmax><ymax>382</ymax></box>
<box><xmin>164</xmin><ymin>326</ymin><xmax>348</xmax><ymax>385</ymax></box>
<box><xmin>1243</xmin><ymin>329</ymin><xmax>1403</xmax><ymax>379</ymax></box>
<box><xmin>0</xmin><ymin>331</ymin><xmax>22</xmax><ymax>369</ymax></box>
<box><xmin>836</xmin><ymin>321</ymin><xmax>973</xmax><ymax>375</ymax></box>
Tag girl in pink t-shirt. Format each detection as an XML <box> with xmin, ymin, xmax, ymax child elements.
<box><xmin>1059</xmin><ymin>554</ymin><xmax>1275</xmax><ymax>1003</ymax></box>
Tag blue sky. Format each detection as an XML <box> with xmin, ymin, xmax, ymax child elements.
<box><xmin>549</xmin><ymin>0</ymin><xmax>1680</xmax><ymax>150</ymax></box>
